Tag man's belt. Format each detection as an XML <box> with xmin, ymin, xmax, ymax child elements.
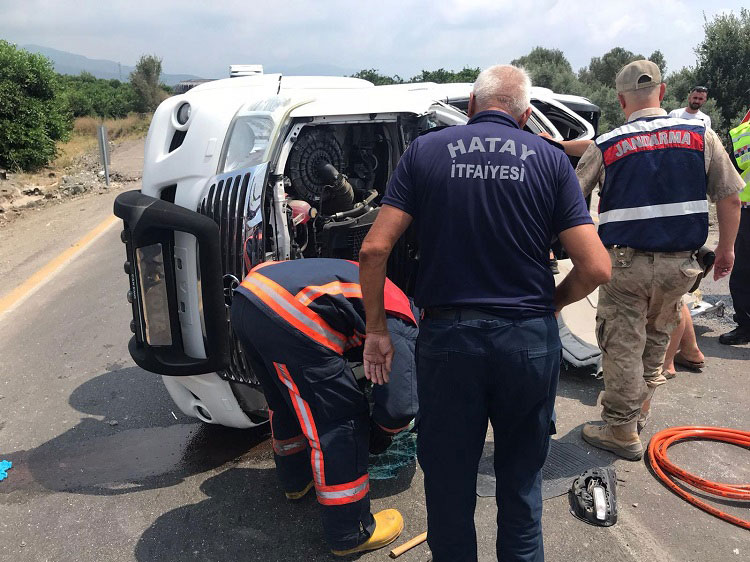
<box><xmin>604</xmin><ymin>245</ymin><xmax>695</xmax><ymax>258</ymax></box>
<box><xmin>422</xmin><ymin>307</ymin><xmax>510</xmax><ymax>321</ymax></box>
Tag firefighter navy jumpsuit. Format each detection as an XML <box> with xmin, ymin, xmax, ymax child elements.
<box><xmin>381</xmin><ymin>110</ymin><xmax>594</xmax><ymax>561</ymax></box>
<box><xmin>230</xmin><ymin>258</ymin><xmax>418</xmax><ymax>551</ymax></box>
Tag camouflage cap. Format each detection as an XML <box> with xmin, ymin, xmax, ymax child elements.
<box><xmin>615</xmin><ymin>60</ymin><xmax>662</xmax><ymax>93</ymax></box>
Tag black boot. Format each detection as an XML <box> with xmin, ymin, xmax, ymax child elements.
<box><xmin>719</xmin><ymin>325</ymin><xmax>750</xmax><ymax>345</ymax></box>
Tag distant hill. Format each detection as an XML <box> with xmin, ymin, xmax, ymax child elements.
<box><xmin>22</xmin><ymin>44</ymin><xmax>203</xmax><ymax>86</ymax></box>
<box><xmin>21</xmin><ymin>44</ymin><xmax>361</xmax><ymax>85</ymax></box>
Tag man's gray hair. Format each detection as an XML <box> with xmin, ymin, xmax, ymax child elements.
<box><xmin>472</xmin><ymin>65</ymin><xmax>532</xmax><ymax>118</ymax></box>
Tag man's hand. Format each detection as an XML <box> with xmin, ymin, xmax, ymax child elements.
<box><xmin>715</xmin><ymin>193</ymin><xmax>740</xmax><ymax>280</ymax></box>
<box><xmin>713</xmin><ymin>245</ymin><xmax>735</xmax><ymax>280</ymax></box>
<box><xmin>363</xmin><ymin>331</ymin><xmax>393</xmax><ymax>385</ymax></box>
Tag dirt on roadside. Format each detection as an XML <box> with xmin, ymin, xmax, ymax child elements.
<box><xmin>0</xmin><ymin>138</ymin><xmax>145</xmax><ymax>228</ymax></box>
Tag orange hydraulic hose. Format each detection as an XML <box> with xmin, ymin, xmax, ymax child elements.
<box><xmin>647</xmin><ymin>426</ymin><xmax>750</xmax><ymax>530</ymax></box>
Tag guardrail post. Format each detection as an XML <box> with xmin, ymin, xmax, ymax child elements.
<box><xmin>97</xmin><ymin>125</ymin><xmax>111</xmax><ymax>187</ymax></box>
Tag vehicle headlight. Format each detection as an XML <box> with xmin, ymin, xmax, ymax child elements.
<box><xmin>176</xmin><ymin>102</ymin><xmax>191</xmax><ymax>126</ymax></box>
<box><xmin>135</xmin><ymin>243</ymin><xmax>172</xmax><ymax>346</ymax></box>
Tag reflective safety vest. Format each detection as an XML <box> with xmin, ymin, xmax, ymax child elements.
<box><xmin>729</xmin><ymin>120</ymin><xmax>750</xmax><ymax>204</ymax></box>
<box><xmin>596</xmin><ymin>116</ymin><xmax>708</xmax><ymax>251</ymax></box>
<box><xmin>236</xmin><ymin>258</ymin><xmax>416</xmax><ymax>355</ymax></box>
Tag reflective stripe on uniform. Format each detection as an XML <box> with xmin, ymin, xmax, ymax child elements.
<box><xmin>346</xmin><ymin>329</ymin><xmax>365</xmax><ymax>350</ymax></box>
<box><xmin>250</xmin><ymin>260</ymin><xmax>277</xmax><ymax>272</ymax></box>
<box><xmin>598</xmin><ymin>200</ymin><xmax>708</xmax><ymax>225</ymax></box>
<box><xmin>272</xmin><ymin>434</ymin><xmax>308</xmax><ymax>456</ymax></box>
<box><xmin>273</xmin><ymin>362</ymin><xmax>326</xmax><ymax>487</ymax></box>
<box><xmin>377</xmin><ymin>422</ymin><xmax>411</xmax><ymax>434</ymax></box>
<box><xmin>295</xmin><ymin>281</ymin><xmax>362</xmax><ymax>306</ymax></box>
<box><xmin>730</xmin><ymin>121</ymin><xmax>750</xmax><ymax>203</ymax></box>
<box><xmin>316</xmin><ymin>473</ymin><xmax>370</xmax><ymax>506</ymax></box>
<box><xmin>241</xmin><ymin>274</ymin><xmax>348</xmax><ymax>353</ymax></box>
<box><xmin>596</xmin><ymin>117</ymin><xmax>705</xmax><ymax>144</ymax></box>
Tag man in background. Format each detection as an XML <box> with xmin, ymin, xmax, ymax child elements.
<box><xmin>668</xmin><ymin>86</ymin><xmax>712</xmax><ymax>128</ymax></box>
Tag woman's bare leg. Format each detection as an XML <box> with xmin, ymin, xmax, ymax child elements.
<box><xmin>663</xmin><ymin>304</ymin><xmax>688</xmax><ymax>376</ymax></box>
<box><xmin>677</xmin><ymin>304</ymin><xmax>704</xmax><ymax>363</ymax></box>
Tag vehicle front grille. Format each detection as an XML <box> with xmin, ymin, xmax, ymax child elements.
<box><xmin>198</xmin><ymin>171</ymin><xmax>259</xmax><ymax>386</ymax></box>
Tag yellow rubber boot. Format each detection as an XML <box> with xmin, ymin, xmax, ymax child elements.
<box><xmin>582</xmin><ymin>421</ymin><xmax>643</xmax><ymax>461</ymax></box>
<box><xmin>331</xmin><ymin>509</ymin><xmax>404</xmax><ymax>556</ymax></box>
<box><xmin>285</xmin><ymin>480</ymin><xmax>314</xmax><ymax>501</ymax></box>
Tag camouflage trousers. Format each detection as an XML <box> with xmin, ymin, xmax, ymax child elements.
<box><xmin>596</xmin><ymin>247</ymin><xmax>703</xmax><ymax>426</ymax></box>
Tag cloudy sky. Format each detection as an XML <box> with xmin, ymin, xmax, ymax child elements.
<box><xmin>1</xmin><ymin>0</ymin><xmax>745</xmax><ymax>79</ymax></box>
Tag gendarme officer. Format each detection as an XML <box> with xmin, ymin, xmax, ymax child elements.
<box><xmin>359</xmin><ymin>65</ymin><xmax>611</xmax><ymax>562</ymax></box>
<box><xmin>575</xmin><ymin>60</ymin><xmax>743</xmax><ymax>460</ymax></box>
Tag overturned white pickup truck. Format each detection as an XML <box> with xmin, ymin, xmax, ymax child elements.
<box><xmin>114</xmin><ymin>72</ymin><xmax>602</xmax><ymax>428</ymax></box>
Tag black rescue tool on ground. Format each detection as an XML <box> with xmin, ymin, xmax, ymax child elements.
<box><xmin>568</xmin><ymin>467</ymin><xmax>618</xmax><ymax>526</ymax></box>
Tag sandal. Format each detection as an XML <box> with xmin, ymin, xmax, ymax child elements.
<box><xmin>674</xmin><ymin>351</ymin><xmax>705</xmax><ymax>371</ymax></box>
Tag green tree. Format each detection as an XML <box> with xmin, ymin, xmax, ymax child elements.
<box><xmin>511</xmin><ymin>47</ymin><xmax>584</xmax><ymax>95</ymax></box>
<box><xmin>59</xmin><ymin>72</ymin><xmax>136</xmax><ymax>118</ymax></box>
<box><xmin>648</xmin><ymin>50</ymin><xmax>668</xmax><ymax>76</ymax></box>
<box><xmin>409</xmin><ymin>66</ymin><xmax>481</xmax><ymax>83</ymax></box>
<box><xmin>575</xmin><ymin>47</ymin><xmax>672</xmax><ymax>132</ymax></box>
<box><xmin>130</xmin><ymin>54</ymin><xmax>166</xmax><ymax>113</ymax></box>
<box><xmin>351</xmin><ymin>69</ymin><xmax>403</xmax><ymax>85</ymax></box>
<box><xmin>586</xmin><ymin>84</ymin><xmax>623</xmax><ymax>132</ymax></box>
<box><xmin>579</xmin><ymin>47</ymin><xmax>666</xmax><ymax>89</ymax></box>
<box><xmin>0</xmin><ymin>41</ymin><xmax>72</xmax><ymax>171</ymax></box>
<box><xmin>579</xmin><ymin>47</ymin><xmax>640</xmax><ymax>87</ymax></box>
<box><xmin>695</xmin><ymin>8</ymin><xmax>750</xmax><ymax>131</ymax></box>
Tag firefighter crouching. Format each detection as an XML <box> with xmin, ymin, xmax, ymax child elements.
<box><xmin>230</xmin><ymin>258</ymin><xmax>417</xmax><ymax>556</ymax></box>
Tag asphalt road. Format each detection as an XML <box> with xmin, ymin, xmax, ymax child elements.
<box><xmin>0</xmin><ymin>187</ymin><xmax>748</xmax><ymax>561</ymax></box>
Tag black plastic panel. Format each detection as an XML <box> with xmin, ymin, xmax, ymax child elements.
<box><xmin>114</xmin><ymin>190</ymin><xmax>230</xmax><ymax>376</ymax></box>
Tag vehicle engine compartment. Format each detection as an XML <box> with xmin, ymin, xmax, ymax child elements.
<box><xmin>277</xmin><ymin>122</ymin><xmax>399</xmax><ymax>262</ymax></box>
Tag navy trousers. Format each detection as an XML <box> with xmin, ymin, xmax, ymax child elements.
<box><xmin>729</xmin><ymin>208</ymin><xmax>750</xmax><ymax>328</ymax></box>
<box><xmin>231</xmin><ymin>294</ymin><xmax>418</xmax><ymax>550</ymax></box>
<box><xmin>416</xmin><ymin>314</ymin><xmax>560</xmax><ymax>562</ymax></box>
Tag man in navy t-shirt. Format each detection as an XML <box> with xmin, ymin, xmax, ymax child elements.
<box><xmin>359</xmin><ymin>65</ymin><xmax>611</xmax><ymax>562</ymax></box>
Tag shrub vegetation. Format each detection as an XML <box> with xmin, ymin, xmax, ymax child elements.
<box><xmin>0</xmin><ymin>40</ymin><xmax>72</xmax><ymax>171</ymax></box>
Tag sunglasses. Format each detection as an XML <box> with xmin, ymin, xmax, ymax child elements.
<box><xmin>692</xmin><ymin>86</ymin><xmax>708</xmax><ymax>93</ymax></box>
